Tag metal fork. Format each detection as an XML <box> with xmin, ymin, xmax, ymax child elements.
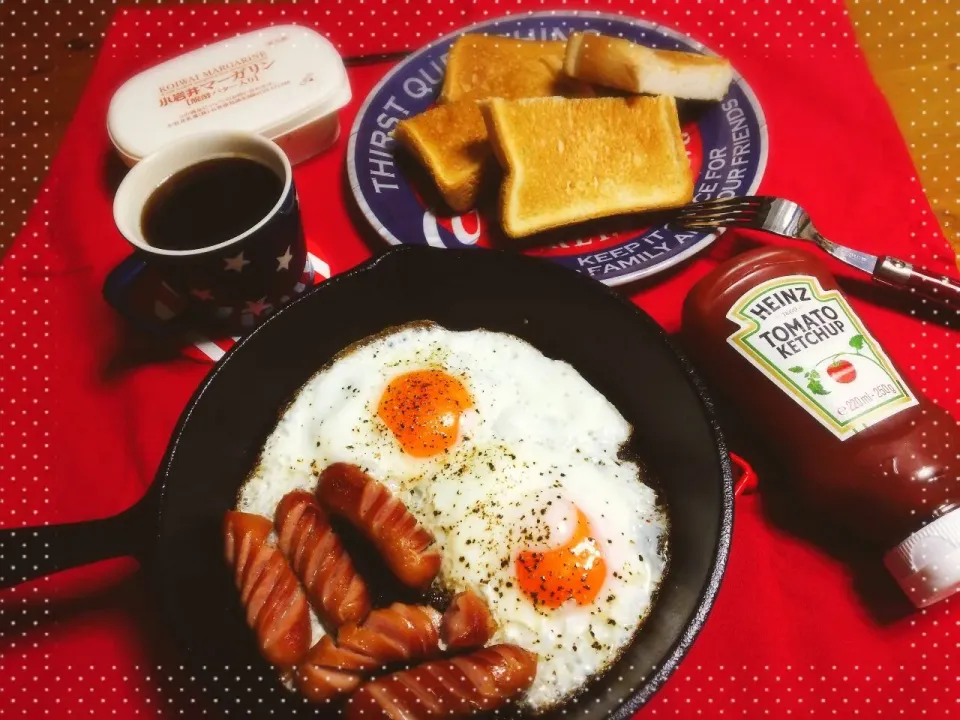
<box><xmin>671</xmin><ymin>195</ymin><xmax>960</xmax><ymax>309</ymax></box>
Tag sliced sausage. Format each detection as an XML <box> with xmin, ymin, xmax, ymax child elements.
<box><xmin>296</xmin><ymin>603</ymin><xmax>442</xmax><ymax>703</ymax></box>
<box><xmin>223</xmin><ymin>511</ymin><xmax>311</xmax><ymax>668</ymax></box>
<box><xmin>441</xmin><ymin>590</ymin><xmax>497</xmax><ymax>650</ymax></box>
<box><xmin>344</xmin><ymin>644</ymin><xmax>538</xmax><ymax>719</ymax></box>
<box><xmin>317</xmin><ymin>463</ymin><xmax>441</xmax><ymax>590</ymax></box>
<box><xmin>275</xmin><ymin>490</ymin><xmax>371</xmax><ymax>628</ymax></box>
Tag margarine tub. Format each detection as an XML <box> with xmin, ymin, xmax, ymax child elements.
<box><xmin>107</xmin><ymin>25</ymin><xmax>351</xmax><ymax>166</ymax></box>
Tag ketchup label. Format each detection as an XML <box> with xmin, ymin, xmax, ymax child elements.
<box><xmin>726</xmin><ymin>275</ymin><xmax>918</xmax><ymax>440</ymax></box>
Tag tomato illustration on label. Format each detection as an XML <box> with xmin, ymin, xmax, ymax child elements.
<box><xmin>826</xmin><ymin>359</ymin><xmax>857</xmax><ymax>384</ymax></box>
<box><xmin>788</xmin><ymin>334</ymin><xmax>868</xmax><ymax>392</ymax></box>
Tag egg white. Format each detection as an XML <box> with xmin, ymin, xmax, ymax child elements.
<box><xmin>237</xmin><ymin>323</ymin><xmax>668</xmax><ymax>711</ymax></box>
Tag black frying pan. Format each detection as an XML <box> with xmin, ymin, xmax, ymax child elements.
<box><xmin>0</xmin><ymin>246</ymin><xmax>733</xmax><ymax>718</ymax></box>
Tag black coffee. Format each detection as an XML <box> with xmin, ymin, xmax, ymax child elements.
<box><xmin>142</xmin><ymin>156</ymin><xmax>284</xmax><ymax>252</ymax></box>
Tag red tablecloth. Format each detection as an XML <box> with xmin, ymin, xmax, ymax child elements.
<box><xmin>1</xmin><ymin>1</ymin><xmax>957</xmax><ymax>717</ymax></box>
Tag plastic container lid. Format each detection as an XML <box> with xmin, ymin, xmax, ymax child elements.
<box><xmin>107</xmin><ymin>25</ymin><xmax>351</xmax><ymax>166</ymax></box>
<box><xmin>884</xmin><ymin>507</ymin><xmax>960</xmax><ymax>608</ymax></box>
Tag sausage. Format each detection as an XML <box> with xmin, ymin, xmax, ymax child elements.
<box><xmin>275</xmin><ymin>490</ymin><xmax>371</xmax><ymax>627</ymax></box>
<box><xmin>441</xmin><ymin>590</ymin><xmax>497</xmax><ymax>650</ymax></box>
<box><xmin>344</xmin><ymin>644</ymin><xmax>538</xmax><ymax>719</ymax></box>
<box><xmin>223</xmin><ymin>511</ymin><xmax>312</xmax><ymax>667</ymax></box>
<box><xmin>317</xmin><ymin>463</ymin><xmax>441</xmax><ymax>590</ymax></box>
<box><xmin>295</xmin><ymin>603</ymin><xmax>442</xmax><ymax>703</ymax></box>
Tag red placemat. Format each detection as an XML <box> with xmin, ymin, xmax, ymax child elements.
<box><xmin>1</xmin><ymin>2</ymin><xmax>957</xmax><ymax>718</ymax></box>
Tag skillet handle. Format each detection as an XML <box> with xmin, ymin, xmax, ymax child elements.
<box><xmin>730</xmin><ymin>452</ymin><xmax>758</xmax><ymax>496</ymax></box>
<box><xmin>0</xmin><ymin>500</ymin><xmax>152</xmax><ymax>590</ymax></box>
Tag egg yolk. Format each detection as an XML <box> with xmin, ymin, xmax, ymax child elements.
<box><xmin>377</xmin><ymin>369</ymin><xmax>473</xmax><ymax>458</ymax></box>
<box><xmin>515</xmin><ymin>507</ymin><xmax>607</xmax><ymax>609</ymax></box>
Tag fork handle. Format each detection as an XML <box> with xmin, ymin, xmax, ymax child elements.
<box><xmin>874</xmin><ymin>256</ymin><xmax>960</xmax><ymax>309</ymax></box>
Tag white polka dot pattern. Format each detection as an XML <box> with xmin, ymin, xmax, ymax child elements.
<box><xmin>0</xmin><ymin>1</ymin><xmax>956</xmax><ymax>718</ymax></box>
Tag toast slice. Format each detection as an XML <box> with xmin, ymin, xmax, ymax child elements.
<box><xmin>393</xmin><ymin>100</ymin><xmax>493</xmax><ymax>213</ymax></box>
<box><xmin>481</xmin><ymin>95</ymin><xmax>693</xmax><ymax>238</ymax></box>
<box><xmin>564</xmin><ymin>32</ymin><xmax>733</xmax><ymax>101</ymax></box>
<box><xmin>441</xmin><ymin>34</ymin><xmax>593</xmax><ymax>103</ymax></box>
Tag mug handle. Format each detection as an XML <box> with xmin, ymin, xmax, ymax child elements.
<box><xmin>103</xmin><ymin>253</ymin><xmax>192</xmax><ymax>339</ymax></box>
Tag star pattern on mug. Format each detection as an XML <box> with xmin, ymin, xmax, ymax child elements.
<box><xmin>277</xmin><ymin>246</ymin><xmax>293</xmax><ymax>271</ymax></box>
<box><xmin>224</xmin><ymin>251</ymin><xmax>251</xmax><ymax>273</ymax></box>
<box><xmin>190</xmin><ymin>288</ymin><xmax>215</xmax><ymax>301</ymax></box>
<box><xmin>245</xmin><ymin>297</ymin><xmax>273</xmax><ymax>318</ymax></box>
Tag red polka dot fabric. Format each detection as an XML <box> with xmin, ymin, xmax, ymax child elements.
<box><xmin>0</xmin><ymin>2</ymin><xmax>956</xmax><ymax>718</ymax></box>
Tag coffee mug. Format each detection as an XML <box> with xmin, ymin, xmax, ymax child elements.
<box><xmin>107</xmin><ymin>130</ymin><xmax>313</xmax><ymax>335</ymax></box>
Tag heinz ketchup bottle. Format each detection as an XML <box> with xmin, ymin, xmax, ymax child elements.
<box><xmin>681</xmin><ymin>246</ymin><xmax>960</xmax><ymax>608</ymax></box>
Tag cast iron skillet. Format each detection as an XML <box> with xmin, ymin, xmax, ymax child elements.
<box><xmin>0</xmin><ymin>246</ymin><xmax>733</xmax><ymax>718</ymax></box>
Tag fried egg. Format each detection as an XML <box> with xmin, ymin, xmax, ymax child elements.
<box><xmin>238</xmin><ymin>323</ymin><xmax>668</xmax><ymax>711</ymax></box>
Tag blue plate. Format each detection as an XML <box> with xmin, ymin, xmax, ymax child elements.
<box><xmin>347</xmin><ymin>11</ymin><xmax>768</xmax><ymax>286</ymax></box>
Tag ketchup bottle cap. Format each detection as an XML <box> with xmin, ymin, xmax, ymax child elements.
<box><xmin>884</xmin><ymin>508</ymin><xmax>960</xmax><ymax>609</ymax></box>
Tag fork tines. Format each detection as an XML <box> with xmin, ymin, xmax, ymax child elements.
<box><xmin>671</xmin><ymin>196</ymin><xmax>772</xmax><ymax>229</ymax></box>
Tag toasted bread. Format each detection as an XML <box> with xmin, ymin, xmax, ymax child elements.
<box><xmin>441</xmin><ymin>34</ymin><xmax>593</xmax><ymax>103</ymax></box>
<box><xmin>393</xmin><ymin>101</ymin><xmax>493</xmax><ymax>213</ymax></box>
<box><xmin>564</xmin><ymin>32</ymin><xmax>733</xmax><ymax>101</ymax></box>
<box><xmin>481</xmin><ymin>95</ymin><xmax>693</xmax><ymax>238</ymax></box>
